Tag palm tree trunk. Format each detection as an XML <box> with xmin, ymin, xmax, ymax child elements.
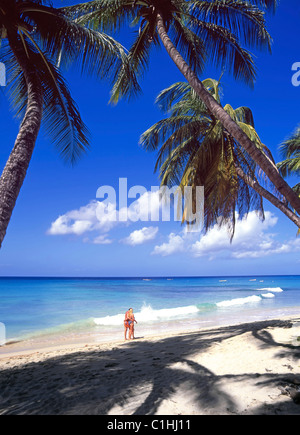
<box><xmin>156</xmin><ymin>13</ymin><xmax>300</xmax><ymax>220</ymax></box>
<box><xmin>0</xmin><ymin>31</ymin><xmax>43</xmax><ymax>247</ymax></box>
<box><xmin>235</xmin><ymin>166</ymin><xmax>300</xmax><ymax>228</ymax></box>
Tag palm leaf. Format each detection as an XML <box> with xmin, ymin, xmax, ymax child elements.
<box><xmin>190</xmin><ymin>19</ymin><xmax>256</xmax><ymax>87</ymax></box>
<box><xmin>2</xmin><ymin>35</ymin><xmax>90</xmax><ymax>164</ymax></box>
<box><xmin>20</xmin><ymin>2</ymin><xmax>130</xmax><ymax>81</ymax></box>
<box><xmin>190</xmin><ymin>0</ymin><xmax>273</xmax><ymax>51</ymax></box>
<box><xmin>141</xmin><ymin>79</ymin><xmax>266</xmax><ymax>236</ymax></box>
<box><xmin>278</xmin><ymin>126</ymin><xmax>300</xmax><ymax>178</ymax></box>
<box><xmin>66</xmin><ymin>0</ymin><xmax>274</xmax><ymax>102</ymax></box>
<box><xmin>109</xmin><ymin>26</ymin><xmax>154</xmax><ymax>103</ymax></box>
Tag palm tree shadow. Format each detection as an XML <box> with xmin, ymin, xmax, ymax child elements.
<box><xmin>0</xmin><ymin>318</ymin><xmax>299</xmax><ymax>415</ymax></box>
<box><xmin>132</xmin><ymin>357</ymin><xmax>236</xmax><ymax>415</ymax></box>
<box><xmin>252</xmin><ymin>325</ymin><xmax>300</xmax><ymax>360</ymax></box>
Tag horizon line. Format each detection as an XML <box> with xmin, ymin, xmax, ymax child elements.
<box><xmin>0</xmin><ymin>274</ymin><xmax>299</xmax><ymax>279</ymax></box>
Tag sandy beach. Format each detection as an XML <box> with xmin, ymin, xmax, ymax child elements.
<box><xmin>0</xmin><ymin>316</ymin><xmax>299</xmax><ymax>415</ymax></box>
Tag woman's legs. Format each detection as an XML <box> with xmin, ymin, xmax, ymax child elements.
<box><xmin>129</xmin><ymin>323</ymin><xmax>134</xmax><ymax>339</ymax></box>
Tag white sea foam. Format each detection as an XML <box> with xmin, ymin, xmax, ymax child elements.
<box><xmin>94</xmin><ymin>304</ymin><xmax>199</xmax><ymax>326</ymax></box>
<box><xmin>216</xmin><ymin>295</ymin><xmax>262</xmax><ymax>308</ymax></box>
<box><xmin>94</xmin><ymin>313</ymin><xmax>125</xmax><ymax>326</ymax></box>
<box><xmin>257</xmin><ymin>287</ymin><xmax>283</xmax><ymax>293</ymax></box>
<box><xmin>261</xmin><ymin>293</ymin><xmax>275</xmax><ymax>298</ymax></box>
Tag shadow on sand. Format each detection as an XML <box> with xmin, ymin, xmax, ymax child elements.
<box><xmin>0</xmin><ymin>318</ymin><xmax>299</xmax><ymax>415</ymax></box>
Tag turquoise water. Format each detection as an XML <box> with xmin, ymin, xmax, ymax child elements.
<box><xmin>0</xmin><ymin>276</ymin><xmax>299</xmax><ymax>341</ymax></box>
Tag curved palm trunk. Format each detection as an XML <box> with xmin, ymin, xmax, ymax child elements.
<box><xmin>235</xmin><ymin>166</ymin><xmax>300</xmax><ymax>227</ymax></box>
<box><xmin>0</xmin><ymin>32</ymin><xmax>43</xmax><ymax>247</ymax></box>
<box><xmin>156</xmin><ymin>13</ymin><xmax>300</xmax><ymax>223</ymax></box>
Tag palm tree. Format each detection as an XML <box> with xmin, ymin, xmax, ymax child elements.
<box><xmin>277</xmin><ymin>127</ymin><xmax>300</xmax><ymax>235</ymax></box>
<box><xmin>0</xmin><ymin>0</ymin><xmax>130</xmax><ymax>247</ymax></box>
<box><xmin>66</xmin><ymin>0</ymin><xmax>300</xmax><ymax>217</ymax></box>
<box><xmin>277</xmin><ymin>127</ymin><xmax>300</xmax><ymax>234</ymax></box>
<box><xmin>277</xmin><ymin>127</ymin><xmax>300</xmax><ymax>199</ymax></box>
<box><xmin>140</xmin><ymin>80</ymin><xmax>300</xmax><ymax>236</ymax></box>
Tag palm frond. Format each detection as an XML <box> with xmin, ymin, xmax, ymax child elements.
<box><xmin>190</xmin><ymin>0</ymin><xmax>273</xmax><ymax>51</ymax></box>
<box><xmin>278</xmin><ymin>126</ymin><xmax>300</xmax><ymax>177</ymax></box>
<box><xmin>141</xmin><ymin>79</ymin><xmax>267</xmax><ymax>236</ymax></box>
<box><xmin>170</xmin><ymin>17</ymin><xmax>206</xmax><ymax>76</ymax></box>
<box><xmin>39</xmin><ymin>56</ymin><xmax>90</xmax><ymax>165</ymax></box>
<box><xmin>277</xmin><ymin>157</ymin><xmax>300</xmax><ymax>178</ymax></box>
<box><xmin>2</xmin><ymin>35</ymin><xmax>90</xmax><ymax>165</ymax></box>
<box><xmin>155</xmin><ymin>79</ymin><xmax>221</xmax><ymax>115</ymax></box>
<box><xmin>109</xmin><ymin>26</ymin><xmax>154</xmax><ymax>103</ymax></box>
<box><xmin>190</xmin><ymin>18</ymin><xmax>256</xmax><ymax>87</ymax></box>
<box><xmin>60</xmin><ymin>0</ymin><xmax>277</xmax><ymax>103</ymax></box>
<box><xmin>246</xmin><ymin>0</ymin><xmax>278</xmax><ymax>12</ymax></box>
<box><xmin>60</xmin><ymin>0</ymin><xmax>140</xmax><ymax>33</ymax></box>
<box><xmin>20</xmin><ymin>2</ymin><xmax>130</xmax><ymax>82</ymax></box>
<box><xmin>293</xmin><ymin>182</ymin><xmax>300</xmax><ymax>196</ymax></box>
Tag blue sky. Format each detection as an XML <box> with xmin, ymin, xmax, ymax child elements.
<box><xmin>0</xmin><ymin>0</ymin><xmax>300</xmax><ymax>277</ymax></box>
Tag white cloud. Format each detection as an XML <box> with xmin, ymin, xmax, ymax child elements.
<box><xmin>232</xmin><ymin>238</ymin><xmax>300</xmax><ymax>259</ymax></box>
<box><xmin>152</xmin><ymin>232</ymin><xmax>186</xmax><ymax>256</ymax></box>
<box><xmin>122</xmin><ymin>226</ymin><xmax>159</xmax><ymax>246</ymax></box>
<box><xmin>121</xmin><ymin>190</ymin><xmax>161</xmax><ymax>222</ymax></box>
<box><xmin>48</xmin><ymin>196</ymin><xmax>300</xmax><ymax>260</ymax></box>
<box><xmin>47</xmin><ymin>190</ymin><xmax>165</xmax><ymax>241</ymax></box>
<box><xmin>191</xmin><ymin>211</ymin><xmax>279</xmax><ymax>258</ymax></box>
<box><xmin>47</xmin><ymin>215</ymin><xmax>93</xmax><ymax>236</ymax></box>
<box><xmin>83</xmin><ymin>235</ymin><xmax>113</xmax><ymax>245</ymax></box>
<box><xmin>152</xmin><ymin>211</ymin><xmax>300</xmax><ymax>259</ymax></box>
<box><xmin>47</xmin><ymin>200</ymin><xmax>117</xmax><ymax>236</ymax></box>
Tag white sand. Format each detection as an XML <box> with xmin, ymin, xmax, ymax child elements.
<box><xmin>0</xmin><ymin>316</ymin><xmax>299</xmax><ymax>415</ymax></box>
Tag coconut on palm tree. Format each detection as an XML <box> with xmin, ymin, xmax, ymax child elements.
<box><xmin>140</xmin><ymin>79</ymin><xmax>300</xmax><ymax>236</ymax></box>
<box><xmin>0</xmin><ymin>0</ymin><xmax>131</xmax><ymax>247</ymax></box>
<box><xmin>67</xmin><ymin>0</ymin><xmax>300</xmax><ymax>220</ymax></box>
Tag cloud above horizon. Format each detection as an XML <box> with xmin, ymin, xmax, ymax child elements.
<box><xmin>47</xmin><ymin>199</ymin><xmax>300</xmax><ymax>261</ymax></box>
<box><xmin>152</xmin><ymin>211</ymin><xmax>300</xmax><ymax>259</ymax></box>
<box><xmin>47</xmin><ymin>191</ymin><xmax>163</xmax><ymax>245</ymax></box>
<box><xmin>47</xmin><ymin>201</ymin><xmax>103</xmax><ymax>236</ymax></box>
<box><xmin>121</xmin><ymin>226</ymin><xmax>159</xmax><ymax>246</ymax></box>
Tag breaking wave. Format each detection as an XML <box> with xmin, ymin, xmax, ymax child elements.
<box><xmin>94</xmin><ymin>287</ymin><xmax>284</xmax><ymax>326</ymax></box>
<box><xmin>94</xmin><ymin>304</ymin><xmax>200</xmax><ymax>326</ymax></box>
<box><xmin>216</xmin><ymin>295</ymin><xmax>262</xmax><ymax>308</ymax></box>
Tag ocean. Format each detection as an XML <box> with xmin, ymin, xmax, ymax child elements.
<box><xmin>0</xmin><ymin>275</ymin><xmax>299</xmax><ymax>344</ymax></box>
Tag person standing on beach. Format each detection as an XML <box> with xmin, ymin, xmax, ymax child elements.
<box><xmin>124</xmin><ymin>308</ymin><xmax>137</xmax><ymax>340</ymax></box>
<box><xmin>129</xmin><ymin>308</ymin><xmax>137</xmax><ymax>339</ymax></box>
<box><xmin>124</xmin><ymin>309</ymin><xmax>130</xmax><ymax>340</ymax></box>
